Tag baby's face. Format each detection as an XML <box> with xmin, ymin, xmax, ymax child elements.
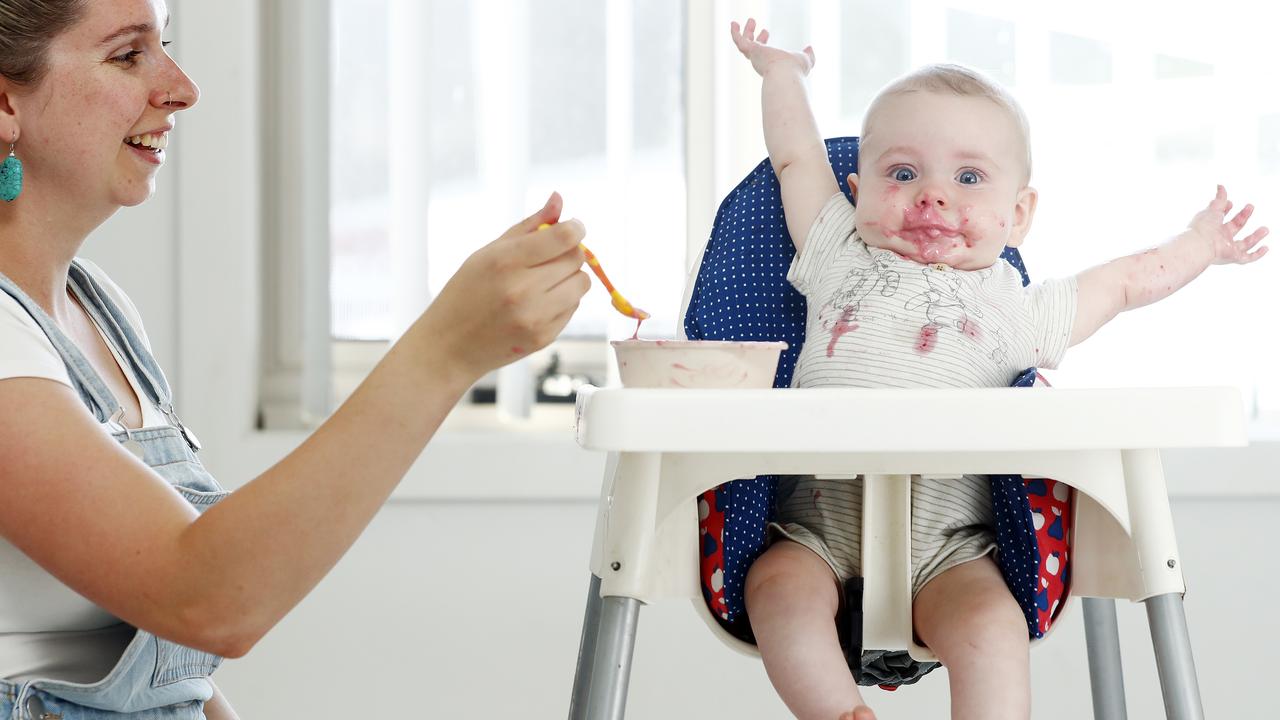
<box><xmin>852</xmin><ymin>91</ymin><xmax>1036</xmax><ymax>270</ymax></box>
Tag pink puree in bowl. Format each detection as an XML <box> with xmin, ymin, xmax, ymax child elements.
<box><xmin>611</xmin><ymin>340</ymin><xmax>788</xmax><ymax>389</ymax></box>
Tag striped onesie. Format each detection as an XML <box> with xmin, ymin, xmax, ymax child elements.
<box><xmin>772</xmin><ymin>192</ymin><xmax>1078</xmax><ymax>598</ymax></box>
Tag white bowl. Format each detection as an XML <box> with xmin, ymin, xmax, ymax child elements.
<box><xmin>610</xmin><ymin>340</ymin><xmax>788</xmax><ymax>389</ymax></box>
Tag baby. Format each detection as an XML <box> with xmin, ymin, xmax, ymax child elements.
<box><xmin>729</xmin><ymin>17</ymin><xmax>1268</xmax><ymax>720</ymax></box>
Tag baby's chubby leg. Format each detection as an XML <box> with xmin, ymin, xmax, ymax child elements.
<box><xmin>745</xmin><ymin>540</ymin><xmax>876</xmax><ymax>720</ymax></box>
<box><xmin>913</xmin><ymin>557</ymin><xmax>1031</xmax><ymax>720</ymax></box>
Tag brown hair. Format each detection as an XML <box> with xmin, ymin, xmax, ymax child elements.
<box><xmin>863</xmin><ymin>63</ymin><xmax>1033</xmax><ymax>183</ymax></box>
<box><xmin>0</xmin><ymin>0</ymin><xmax>87</xmax><ymax>86</ymax></box>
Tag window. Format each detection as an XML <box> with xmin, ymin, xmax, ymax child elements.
<box><xmin>263</xmin><ymin>0</ymin><xmax>1280</xmax><ymax>428</ymax></box>
<box><xmin>324</xmin><ymin>0</ymin><xmax>686</xmax><ymax>418</ymax></box>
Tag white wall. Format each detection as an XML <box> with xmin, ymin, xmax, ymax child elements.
<box><xmin>79</xmin><ymin>163</ymin><xmax>178</xmax><ymax>387</ymax></box>
<box><xmin>199</xmin><ymin>498</ymin><xmax>1276</xmax><ymax>719</ymax></box>
<box><xmin>71</xmin><ymin>1</ymin><xmax>1276</xmax><ymax>717</ymax></box>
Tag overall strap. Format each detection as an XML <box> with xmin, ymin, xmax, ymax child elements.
<box><xmin>0</xmin><ymin>262</ymin><xmax>200</xmax><ymax>450</ymax></box>
<box><xmin>66</xmin><ymin>261</ymin><xmax>172</xmax><ymax>412</ymax></box>
<box><xmin>0</xmin><ymin>267</ymin><xmax>120</xmax><ymax>424</ymax></box>
<box><xmin>66</xmin><ymin>261</ymin><xmax>201</xmax><ymax>450</ymax></box>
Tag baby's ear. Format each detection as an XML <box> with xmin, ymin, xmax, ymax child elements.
<box><xmin>846</xmin><ymin>173</ymin><xmax>859</xmax><ymax>204</ymax></box>
<box><xmin>1007</xmin><ymin>186</ymin><xmax>1039</xmax><ymax>249</ymax></box>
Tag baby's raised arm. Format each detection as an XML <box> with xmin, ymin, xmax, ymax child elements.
<box><xmin>730</xmin><ymin>18</ymin><xmax>840</xmax><ymax>254</ymax></box>
<box><xmin>1070</xmin><ymin>185</ymin><xmax>1269</xmax><ymax>346</ymax></box>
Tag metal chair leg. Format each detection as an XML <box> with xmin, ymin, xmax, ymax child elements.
<box><xmin>1083</xmin><ymin>597</ymin><xmax>1129</xmax><ymax>719</ymax></box>
<box><xmin>1145</xmin><ymin>593</ymin><xmax>1205</xmax><ymax>720</ymax></box>
<box><xmin>584</xmin><ymin>596</ymin><xmax>643</xmax><ymax>720</ymax></box>
<box><xmin>569</xmin><ymin>575</ymin><xmax>605</xmax><ymax>720</ymax></box>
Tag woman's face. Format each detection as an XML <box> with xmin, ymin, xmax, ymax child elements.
<box><xmin>15</xmin><ymin>0</ymin><xmax>198</xmax><ymax>211</ymax></box>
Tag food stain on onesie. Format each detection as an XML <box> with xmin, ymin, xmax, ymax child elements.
<box><xmin>915</xmin><ymin>324</ymin><xmax>939</xmax><ymax>354</ymax></box>
<box><xmin>826</xmin><ymin>306</ymin><xmax>859</xmax><ymax>357</ymax></box>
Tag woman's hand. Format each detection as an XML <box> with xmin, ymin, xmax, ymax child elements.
<box><xmin>418</xmin><ymin>192</ymin><xmax>590</xmax><ymax>385</ymax></box>
<box><xmin>730</xmin><ymin>17</ymin><xmax>815</xmax><ymax>78</ymax></box>
<box><xmin>1186</xmin><ymin>185</ymin><xmax>1269</xmax><ymax>265</ymax></box>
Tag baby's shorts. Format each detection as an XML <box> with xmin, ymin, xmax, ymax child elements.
<box><xmin>768</xmin><ymin>474</ymin><xmax>997</xmax><ymax>602</ymax></box>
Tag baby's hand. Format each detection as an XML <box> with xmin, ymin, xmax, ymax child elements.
<box><xmin>1187</xmin><ymin>185</ymin><xmax>1269</xmax><ymax>265</ymax></box>
<box><xmin>730</xmin><ymin>18</ymin><xmax>815</xmax><ymax>77</ymax></box>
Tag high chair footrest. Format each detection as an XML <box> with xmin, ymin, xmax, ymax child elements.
<box><xmin>839</xmin><ymin>576</ymin><xmax>941</xmax><ymax>688</ymax></box>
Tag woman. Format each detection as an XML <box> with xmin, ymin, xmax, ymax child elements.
<box><xmin>0</xmin><ymin>0</ymin><xmax>591</xmax><ymax>717</ymax></box>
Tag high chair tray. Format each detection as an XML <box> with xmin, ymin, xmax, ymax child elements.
<box><xmin>575</xmin><ymin>386</ymin><xmax>1247</xmax><ymax>453</ymax></box>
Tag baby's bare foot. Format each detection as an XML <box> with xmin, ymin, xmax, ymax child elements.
<box><xmin>838</xmin><ymin>706</ymin><xmax>876</xmax><ymax>720</ymax></box>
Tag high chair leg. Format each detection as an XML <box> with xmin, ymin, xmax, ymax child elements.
<box><xmin>1083</xmin><ymin>597</ymin><xmax>1129</xmax><ymax>719</ymax></box>
<box><xmin>584</xmin><ymin>595</ymin><xmax>642</xmax><ymax>720</ymax></box>
<box><xmin>1145</xmin><ymin>593</ymin><xmax>1204</xmax><ymax>720</ymax></box>
<box><xmin>569</xmin><ymin>574</ymin><xmax>605</xmax><ymax>720</ymax></box>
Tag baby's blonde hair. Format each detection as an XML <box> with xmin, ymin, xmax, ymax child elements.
<box><xmin>861</xmin><ymin>63</ymin><xmax>1032</xmax><ymax>183</ymax></box>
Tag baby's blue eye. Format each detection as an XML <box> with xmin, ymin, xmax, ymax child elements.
<box><xmin>892</xmin><ymin>167</ymin><xmax>916</xmax><ymax>182</ymax></box>
<box><xmin>957</xmin><ymin>170</ymin><xmax>981</xmax><ymax>185</ymax></box>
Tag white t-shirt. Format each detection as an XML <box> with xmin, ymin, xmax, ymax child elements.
<box><xmin>788</xmin><ymin>193</ymin><xmax>1078</xmax><ymax>390</ymax></box>
<box><xmin>0</xmin><ymin>259</ymin><xmax>168</xmax><ymax>426</ymax></box>
<box><xmin>0</xmin><ymin>259</ymin><xmax>162</xmax><ymax>681</ymax></box>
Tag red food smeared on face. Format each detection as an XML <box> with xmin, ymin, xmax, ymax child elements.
<box><xmin>957</xmin><ymin>208</ymin><xmax>978</xmax><ymax>247</ymax></box>
<box><xmin>893</xmin><ymin>206</ymin><xmax>966</xmax><ymax>262</ymax></box>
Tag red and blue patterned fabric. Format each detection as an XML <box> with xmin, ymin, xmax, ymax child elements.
<box><xmin>688</xmin><ymin>137</ymin><xmax>1073</xmax><ymax>648</ymax></box>
<box><xmin>993</xmin><ymin>369</ymin><xmax>1074</xmax><ymax>636</ymax></box>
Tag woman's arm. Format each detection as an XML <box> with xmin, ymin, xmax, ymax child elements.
<box><xmin>0</xmin><ymin>194</ymin><xmax>590</xmax><ymax>658</ymax></box>
<box><xmin>203</xmin><ymin>681</ymin><xmax>241</xmax><ymax>720</ymax></box>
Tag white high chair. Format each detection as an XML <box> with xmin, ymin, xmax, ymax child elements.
<box><xmin>566</xmin><ymin>384</ymin><xmax>1246</xmax><ymax>719</ymax></box>
<box><xmin>567</xmin><ymin>131</ymin><xmax>1243</xmax><ymax>718</ymax></box>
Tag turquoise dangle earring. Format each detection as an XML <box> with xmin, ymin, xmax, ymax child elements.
<box><xmin>0</xmin><ymin>132</ymin><xmax>22</xmax><ymax>202</ymax></box>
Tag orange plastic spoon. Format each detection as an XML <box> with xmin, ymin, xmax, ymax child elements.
<box><xmin>539</xmin><ymin>223</ymin><xmax>650</xmax><ymax>320</ymax></box>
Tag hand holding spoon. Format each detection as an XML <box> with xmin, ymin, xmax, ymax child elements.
<box><xmin>540</xmin><ymin>223</ymin><xmax>650</xmax><ymax>320</ymax></box>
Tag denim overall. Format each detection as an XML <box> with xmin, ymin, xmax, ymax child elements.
<box><xmin>0</xmin><ymin>261</ymin><xmax>225</xmax><ymax>719</ymax></box>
